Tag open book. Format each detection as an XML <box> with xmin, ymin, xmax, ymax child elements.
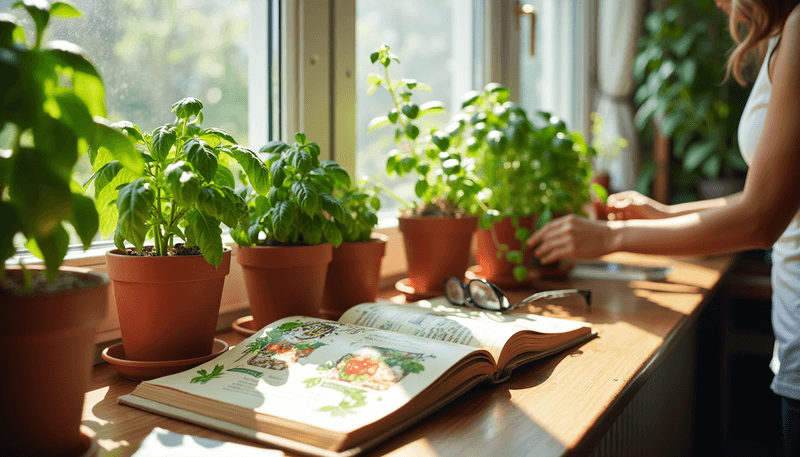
<box><xmin>119</xmin><ymin>298</ymin><xmax>595</xmax><ymax>457</ymax></box>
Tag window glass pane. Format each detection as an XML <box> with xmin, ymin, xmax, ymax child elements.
<box><xmin>355</xmin><ymin>0</ymin><xmax>483</xmax><ymax>215</ymax></box>
<box><xmin>2</xmin><ymin>0</ymin><xmax>252</xmax><ymax>249</ymax></box>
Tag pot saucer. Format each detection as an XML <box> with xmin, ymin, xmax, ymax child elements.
<box><xmin>466</xmin><ymin>265</ymin><xmax>536</xmax><ymax>290</ymax></box>
<box><xmin>394</xmin><ymin>278</ymin><xmax>442</xmax><ymax>302</ymax></box>
<box><xmin>101</xmin><ymin>339</ymin><xmax>229</xmax><ymax>382</ymax></box>
<box><xmin>232</xmin><ymin>315</ymin><xmax>256</xmax><ymax>336</ymax></box>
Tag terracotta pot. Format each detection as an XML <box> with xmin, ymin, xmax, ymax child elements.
<box><xmin>398</xmin><ymin>215</ymin><xmax>478</xmax><ymax>293</ymax></box>
<box><xmin>320</xmin><ymin>234</ymin><xmax>388</xmax><ymax>320</ymax></box>
<box><xmin>236</xmin><ymin>243</ymin><xmax>332</xmax><ymax>330</ymax></box>
<box><xmin>475</xmin><ymin>216</ymin><xmax>536</xmax><ymax>286</ymax></box>
<box><xmin>106</xmin><ymin>249</ymin><xmax>231</xmax><ymax>362</ymax></box>
<box><xmin>0</xmin><ymin>265</ymin><xmax>108</xmax><ymax>456</ymax></box>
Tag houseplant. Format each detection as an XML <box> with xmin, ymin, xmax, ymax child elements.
<box><xmin>232</xmin><ymin>133</ymin><xmax>354</xmax><ymax>328</ymax></box>
<box><xmin>92</xmin><ymin>96</ymin><xmax>265</xmax><ymax>362</ymax></box>
<box><xmin>0</xmin><ymin>1</ymin><xmax>133</xmax><ymax>454</ymax></box>
<box><xmin>633</xmin><ymin>0</ymin><xmax>749</xmax><ymax>202</ymax></box>
<box><xmin>320</xmin><ymin>177</ymin><xmax>387</xmax><ymax>319</ymax></box>
<box><xmin>367</xmin><ymin>44</ymin><xmax>481</xmax><ymax>294</ymax></box>
<box><xmin>447</xmin><ymin>84</ymin><xmax>599</xmax><ymax>284</ymax></box>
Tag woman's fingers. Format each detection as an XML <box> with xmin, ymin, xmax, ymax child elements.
<box><xmin>527</xmin><ymin>214</ymin><xmax>613</xmax><ymax>263</ymax></box>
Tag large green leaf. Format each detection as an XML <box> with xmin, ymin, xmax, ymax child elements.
<box><xmin>27</xmin><ymin>224</ymin><xmax>70</xmax><ymax>280</ymax></box>
<box><xmin>189</xmin><ymin>209</ymin><xmax>223</xmax><ymax>268</ymax></box>
<box><xmin>270</xmin><ymin>158</ymin><xmax>286</xmax><ymax>187</ymax></box>
<box><xmin>321</xmin><ymin>220</ymin><xmax>343</xmax><ymax>248</ymax></box>
<box><xmin>292</xmin><ymin>180</ymin><xmax>318</xmax><ymax>216</ymax></box>
<box><xmin>319</xmin><ymin>160</ymin><xmax>351</xmax><ymax>187</ymax></box>
<box><xmin>223</xmin><ymin>145</ymin><xmax>270</xmax><ymax>196</ymax></box>
<box><xmin>92</xmin><ymin>119</ymin><xmax>144</xmax><ymax>174</ymax></box>
<box><xmin>95</xmin><ymin>167</ymin><xmax>137</xmax><ymax>237</ymax></box>
<box><xmin>184</xmin><ymin>138</ymin><xmax>218</xmax><ymax>182</ymax></box>
<box><xmin>13</xmin><ymin>0</ymin><xmax>50</xmax><ymax>47</ymax></box>
<box><xmin>683</xmin><ymin>140</ymin><xmax>716</xmax><ymax>173</ymax></box>
<box><xmin>165</xmin><ymin>161</ymin><xmax>200</xmax><ymax>207</ymax></box>
<box><xmin>43</xmin><ymin>41</ymin><xmax>105</xmax><ymax>118</ymax></box>
<box><xmin>0</xmin><ymin>14</ymin><xmax>21</xmax><ymax>47</ymax></box>
<box><xmin>85</xmin><ymin>160</ymin><xmax>122</xmax><ymax>198</ymax></box>
<box><xmin>288</xmin><ymin>148</ymin><xmax>312</xmax><ymax>176</ymax></box>
<box><xmin>50</xmin><ymin>2</ymin><xmax>82</xmax><ymax>18</ymax></box>
<box><xmin>197</xmin><ymin>185</ymin><xmax>239</xmax><ymax>228</ymax></box>
<box><xmin>67</xmin><ymin>193</ymin><xmax>99</xmax><ymax>249</ymax></box>
<box><xmin>117</xmin><ymin>178</ymin><xmax>155</xmax><ymax>251</ymax></box>
<box><xmin>199</xmin><ymin>128</ymin><xmax>236</xmax><ymax>146</ymax></box>
<box><xmin>150</xmin><ymin>125</ymin><xmax>177</xmax><ymax>162</ymax></box>
<box><xmin>171</xmin><ymin>97</ymin><xmax>203</xmax><ymax>120</ymax></box>
<box><xmin>9</xmin><ymin>147</ymin><xmax>72</xmax><ymax>238</ymax></box>
<box><xmin>297</xmin><ymin>213</ymin><xmax>322</xmax><ymax>245</ymax></box>
<box><xmin>320</xmin><ymin>192</ymin><xmax>350</xmax><ymax>225</ymax></box>
<box><xmin>32</xmin><ymin>114</ymin><xmax>78</xmax><ymax>178</ymax></box>
<box><xmin>213</xmin><ymin>165</ymin><xmax>236</xmax><ymax>189</ymax></box>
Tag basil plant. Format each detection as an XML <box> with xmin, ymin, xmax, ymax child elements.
<box><xmin>89</xmin><ymin>97</ymin><xmax>270</xmax><ymax>268</ymax></box>
<box><xmin>232</xmin><ymin>133</ymin><xmax>354</xmax><ymax>248</ymax></box>
<box><xmin>1</xmin><ymin>0</ymin><xmax>141</xmax><ymax>281</ymax></box>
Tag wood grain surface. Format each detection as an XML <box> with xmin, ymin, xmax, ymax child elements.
<box><xmin>81</xmin><ymin>252</ymin><xmax>736</xmax><ymax>456</ymax></box>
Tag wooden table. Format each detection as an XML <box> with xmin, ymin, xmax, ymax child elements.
<box><xmin>81</xmin><ymin>252</ymin><xmax>736</xmax><ymax>456</ymax></box>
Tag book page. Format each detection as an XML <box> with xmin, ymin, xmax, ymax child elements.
<box><xmin>340</xmin><ymin>298</ymin><xmax>591</xmax><ymax>361</ymax></box>
<box><xmin>142</xmin><ymin>317</ymin><xmax>485</xmax><ymax>435</ymax></box>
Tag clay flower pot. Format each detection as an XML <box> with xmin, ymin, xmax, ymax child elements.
<box><xmin>106</xmin><ymin>248</ymin><xmax>231</xmax><ymax>362</ymax></box>
<box><xmin>398</xmin><ymin>215</ymin><xmax>478</xmax><ymax>293</ymax></box>
<box><xmin>475</xmin><ymin>215</ymin><xmax>536</xmax><ymax>286</ymax></box>
<box><xmin>236</xmin><ymin>243</ymin><xmax>333</xmax><ymax>329</ymax></box>
<box><xmin>0</xmin><ymin>265</ymin><xmax>108</xmax><ymax>456</ymax></box>
<box><xmin>320</xmin><ymin>233</ymin><xmax>388</xmax><ymax>320</ymax></box>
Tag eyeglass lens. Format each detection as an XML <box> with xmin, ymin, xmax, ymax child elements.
<box><xmin>444</xmin><ymin>277</ymin><xmax>467</xmax><ymax>305</ymax></box>
<box><xmin>468</xmin><ymin>280</ymin><xmax>503</xmax><ymax>310</ymax></box>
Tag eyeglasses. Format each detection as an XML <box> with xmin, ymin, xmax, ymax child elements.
<box><xmin>443</xmin><ymin>276</ymin><xmax>591</xmax><ymax>312</ymax></box>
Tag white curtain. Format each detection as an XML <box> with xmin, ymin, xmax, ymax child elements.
<box><xmin>595</xmin><ymin>0</ymin><xmax>644</xmax><ymax>192</ymax></box>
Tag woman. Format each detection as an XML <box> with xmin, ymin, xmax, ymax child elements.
<box><xmin>527</xmin><ymin>1</ymin><xmax>800</xmax><ymax>454</ymax></box>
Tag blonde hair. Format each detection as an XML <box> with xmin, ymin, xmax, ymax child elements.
<box><xmin>725</xmin><ymin>0</ymin><xmax>799</xmax><ymax>85</ymax></box>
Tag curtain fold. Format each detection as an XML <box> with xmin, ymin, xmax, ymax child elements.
<box><xmin>595</xmin><ymin>0</ymin><xmax>644</xmax><ymax>192</ymax></box>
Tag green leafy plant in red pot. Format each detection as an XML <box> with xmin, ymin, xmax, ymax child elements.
<box><xmin>367</xmin><ymin>45</ymin><xmax>481</xmax><ymax>295</ymax></box>
<box><xmin>449</xmin><ymin>84</ymin><xmax>602</xmax><ymax>285</ymax></box>
<box><xmin>232</xmin><ymin>133</ymin><xmax>354</xmax><ymax>329</ymax></box>
<box><xmin>320</xmin><ymin>178</ymin><xmax>387</xmax><ymax>320</ymax></box>
<box><xmin>0</xmin><ymin>1</ymin><xmax>135</xmax><ymax>454</ymax></box>
<box><xmin>92</xmin><ymin>97</ymin><xmax>266</xmax><ymax>363</ymax></box>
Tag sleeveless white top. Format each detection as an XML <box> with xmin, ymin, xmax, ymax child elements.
<box><xmin>738</xmin><ymin>36</ymin><xmax>800</xmax><ymax>400</ymax></box>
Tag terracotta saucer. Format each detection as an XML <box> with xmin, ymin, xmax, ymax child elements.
<box><xmin>79</xmin><ymin>425</ymin><xmax>98</xmax><ymax>457</ymax></box>
<box><xmin>394</xmin><ymin>278</ymin><xmax>442</xmax><ymax>302</ymax></box>
<box><xmin>101</xmin><ymin>339</ymin><xmax>229</xmax><ymax>382</ymax></box>
<box><xmin>466</xmin><ymin>265</ymin><xmax>537</xmax><ymax>290</ymax></box>
<box><xmin>232</xmin><ymin>315</ymin><xmax>256</xmax><ymax>336</ymax></box>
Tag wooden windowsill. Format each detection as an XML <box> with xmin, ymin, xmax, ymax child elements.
<box><xmin>82</xmin><ymin>252</ymin><xmax>737</xmax><ymax>457</ymax></box>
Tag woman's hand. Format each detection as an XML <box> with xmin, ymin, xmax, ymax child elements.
<box><xmin>604</xmin><ymin>190</ymin><xmax>671</xmax><ymax>220</ymax></box>
<box><xmin>526</xmin><ymin>214</ymin><xmax>616</xmax><ymax>264</ymax></box>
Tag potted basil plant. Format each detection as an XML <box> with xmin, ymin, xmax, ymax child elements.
<box><xmin>367</xmin><ymin>44</ymin><xmax>481</xmax><ymax>295</ymax></box>
<box><xmin>451</xmin><ymin>84</ymin><xmax>599</xmax><ymax>284</ymax></box>
<box><xmin>92</xmin><ymin>97</ymin><xmax>268</xmax><ymax>363</ymax></box>
<box><xmin>320</xmin><ymin>178</ymin><xmax>387</xmax><ymax>319</ymax></box>
<box><xmin>232</xmin><ymin>133</ymin><xmax>354</xmax><ymax>329</ymax></box>
<box><xmin>0</xmin><ymin>1</ymin><xmax>136</xmax><ymax>454</ymax></box>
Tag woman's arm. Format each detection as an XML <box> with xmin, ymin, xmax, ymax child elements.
<box><xmin>529</xmin><ymin>8</ymin><xmax>800</xmax><ymax>263</ymax></box>
<box><xmin>604</xmin><ymin>190</ymin><xmax>742</xmax><ymax>220</ymax></box>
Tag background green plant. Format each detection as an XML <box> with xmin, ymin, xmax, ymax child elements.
<box><xmin>89</xmin><ymin>97</ymin><xmax>267</xmax><ymax>267</ymax></box>
<box><xmin>445</xmin><ymin>84</ymin><xmax>598</xmax><ymax>281</ymax></box>
<box><xmin>335</xmin><ymin>178</ymin><xmax>382</xmax><ymax>243</ymax></box>
<box><xmin>633</xmin><ymin>0</ymin><xmax>749</xmax><ymax>201</ymax></box>
<box><xmin>0</xmin><ymin>0</ymin><xmax>141</xmax><ymax>281</ymax></box>
<box><xmin>367</xmin><ymin>44</ymin><xmax>481</xmax><ymax>216</ymax></box>
<box><xmin>232</xmin><ymin>133</ymin><xmax>354</xmax><ymax>248</ymax></box>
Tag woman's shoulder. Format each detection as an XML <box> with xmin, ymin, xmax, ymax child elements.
<box><xmin>785</xmin><ymin>3</ymin><xmax>800</xmax><ymax>39</ymax></box>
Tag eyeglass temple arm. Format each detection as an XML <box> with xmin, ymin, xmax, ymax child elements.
<box><xmin>517</xmin><ymin>289</ymin><xmax>592</xmax><ymax>307</ymax></box>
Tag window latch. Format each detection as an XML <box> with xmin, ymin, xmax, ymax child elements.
<box><xmin>514</xmin><ymin>1</ymin><xmax>536</xmax><ymax>57</ymax></box>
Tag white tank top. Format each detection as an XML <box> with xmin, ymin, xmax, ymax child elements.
<box><xmin>738</xmin><ymin>35</ymin><xmax>800</xmax><ymax>400</ymax></box>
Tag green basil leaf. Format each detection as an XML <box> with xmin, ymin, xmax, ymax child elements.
<box><xmin>213</xmin><ymin>166</ymin><xmax>236</xmax><ymax>189</ymax></box>
<box><xmin>91</xmin><ymin>119</ymin><xmax>144</xmax><ymax>175</ymax></box>
<box><xmin>109</xmin><ymin>120</ymin><xmax>144</xmax><ymax>143</ymax></box>
<box><xmin>197</xmin><ymin>186</ymin><xmax>235</xmax><ymax>228</ymax></box>
<box><xmin>319</xmin><ymin>160</ymin><xmax>351</xmax><ymax>187</ymax></box>
<box><xmin>50</xmin><ymin>2</ymin><xmax>82</xmax><ymax>17</ymax></box>
<box><xmin>9</xmin><ymin>147</ymin><xmax>72</xmax><ymax>238</ymax></box>
<box><xmin>289</xmin><ymin>148</ymin><xmax>312</xmax><ymax>176</ymax></box>
<box><xmin>431</xmin><ymin>131</ymin><xmax>451</xmax><ymax>151</ymax></box>
<box><xmin>117</xmin><ymin>178</ymin><xmax>154</xmax><ymax>251</ymax></box>
<box><xmin>401</xmin><ymin>103</ymin><xmax>419</xmax><ymax>119</ymax></box>
<box><xmin>189</xmin><ymin>209</ymin><xmax>223</xmax><ymax>268</ymax></box>
<box><xmin>224</xmin><ymin>145</ymin><xmax>270</xmax><ymax>195</ymax></box>
<box><xmin>321</xmin><ymin>219</ymin><xmax>343</xmax><ymax>248</ymax></box>
<box><xmin>150</xmin><ymin>125</ymin><xmax>176</xmax><ymax>162</ymax></box>
<box><xmin>29</xmin><ymin>224</ymin><xmax>70</xmax><ymax>281</ymax></box>
<box><xmin>113</xmin><ymin>226</ymin><xmax>125</xmax><ymax>252</ymax></box>
<box><xmin>43</xmin><ymin>41</ymin><xmax>105</xmax><ymax>118</ymax></box>
<box><xmin>419</xmin><ymin>100</ymin><xmax>446</xmax><ymax>116</ymax></box>
<box><xmin>0</xmin><ymin>15</ymin><xmax>21</xmax><ymax>47</ymax></box>
<box><xmin>13</xmin><ymin>0</ymin><xmax>49</xmax><ymax>47</ymax></box>
<box><xmin>291</xmin><ymin>180</ymin><xmax>319</xmax><ymax>216</ymax></box>
<box><xmin>199</xmin><ymin>127</ymin><xmax>236</xmax><ymax>146</ymax></box>
<box><xmin>272</xmin><ymin>200</ymin><xmax>296</xmax><ymax>233</ymax></box>
<box><xmin>67</xmin><ymin>193</ymin><xmax>99</xmax><ymax>250</ymax></box>
<box><xmin>405</xmin><ymin>123</ymin><xmax>419</xmax><ymax>140</ymax></box>
<box><xmin>259</xmin><ymin>140</ymin><xmax>291</xmax><ymax>155</ymax></box>
<box><xmin>297</xmin><ymin>213</ymin><xmax>321</xmax><ymax>245</ymax></box>
<box><xmin>43</xmin><ymin>88</ymin><xmax>93</xmax><ymax>142</ymax></box>
<box><xmin>184</xmin><ymin>138</ymin><xmax>218</xmax><ymax>182</ymax></box>
<box><xmin>294</xmin><ymin>132</ymin><xmax>307</xmax><ymax>144</ymax></box>
<box><xmin>270</xmin><ymin>158</ymin><xmax>286</xmax><ymax>188</ymax></box>
<box><xmin>32</xmin><ymin>114</ymin><xmax>78</xmax><ymax>178</ymax></box>
<box><xmin>171</xmin><ymin>97</ymin><xmax>203</xmax><ymax>120</ymax></box>
<box><xmin>165</xmin><ymin>161</ymin><xmax>200</xmax><ymax>207</ymax></box>
<box><xmin>414</xmin><ymin>179</ymin><xmax>429</xmax><ymax>198</ymax></box>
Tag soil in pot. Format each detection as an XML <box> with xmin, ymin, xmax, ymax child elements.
<box><xmin>106</xmin><ymin>248</ymin><xmax>231</xmax><ymax>362</ymax></box>
<box><xmin>320</xmin><ymin>234</ymin><xmax>387</xmax><ymax>320</ymax></box>
<box><xmin>1</xmin><ymin>265</ymin><xmax>108</xmax><ymax>456</ymax></box>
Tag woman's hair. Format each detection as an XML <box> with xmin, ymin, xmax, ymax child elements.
<box><xmin>725</xmin><ymin>0</ymin><xmax>799</xmax><ymax>85</ymax></box>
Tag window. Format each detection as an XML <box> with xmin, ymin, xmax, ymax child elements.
<box><xmin>3</xmin><ymin>0</ymin><xmax>280</xmax><ymax>255</ymax></box>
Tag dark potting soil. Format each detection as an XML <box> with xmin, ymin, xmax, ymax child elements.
<box><xmin>124</xmin><ymin>243</ymin><xmax>201</xmax><ymax>256</ymax></box>
<box><xmin>0</xmin><ymin>270</ymin><xmax>103</xmax><ymax>296</ymax></box>
<box><xmin>400</xmin><ymin>197</ymin><xmax>471</xmax><ymax>218</ymax></box>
